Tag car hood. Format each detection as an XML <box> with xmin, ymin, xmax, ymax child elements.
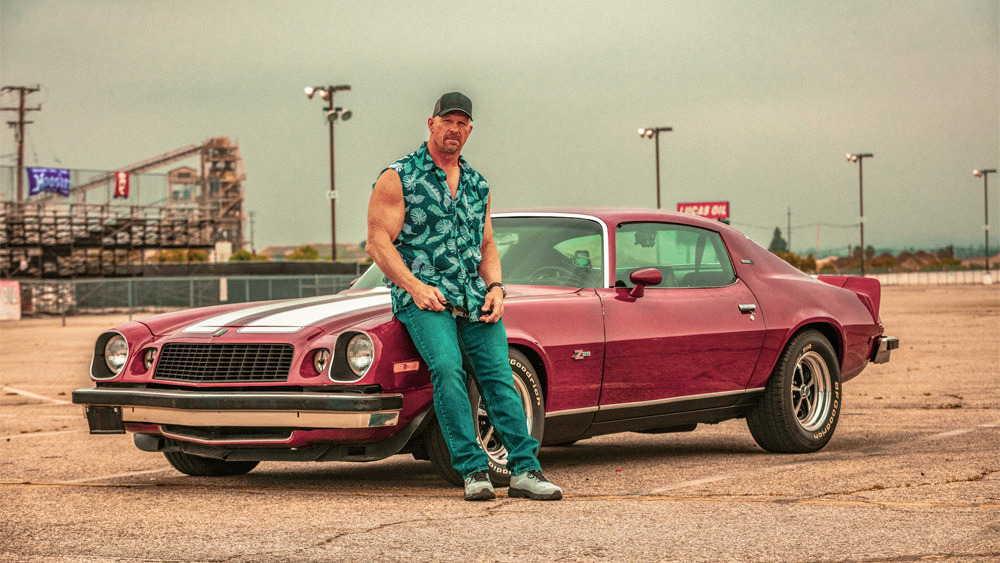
<box><xmin>175</xmin><ymin>290</ymin><xmax>393</xmax><ymax>334</ymax></box>
<box><xmin>139</xmin><ymin>285</ymin><xmax>584</xmax><ymax>337</ymax></box>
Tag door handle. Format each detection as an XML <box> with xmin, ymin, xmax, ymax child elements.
<box><xmin>738</xmin><ymin>304</ymin><xmax>756</xmax><ymax>314</ymax></box>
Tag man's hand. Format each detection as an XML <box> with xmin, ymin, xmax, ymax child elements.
<box><xmin>480</xmin><ymin>286</ymin><xmax>504</xmax><ymax>323</ymax></box>
<box><xmin>411</xmin><ymin>283</ymin><xmax>447</xmax><ymax>312</ymax></box>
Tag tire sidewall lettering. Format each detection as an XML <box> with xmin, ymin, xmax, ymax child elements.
<box><xmin>510</xmin><ymin>357</ymin><xmax>541</xmax><ymax>406</ymax></box>
<box><xmin>809</xmin><ymin>356</ymin><xmax>840</xmax><ymax>441</ymax></box>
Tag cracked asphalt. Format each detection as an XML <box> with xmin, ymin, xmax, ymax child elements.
<box><xmin>1</xmin><ymin>285</ymin><xmax>997</xmax><ymax>562</ymax></box>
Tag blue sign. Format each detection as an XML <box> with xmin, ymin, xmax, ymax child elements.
<box><xmin>27</xmin><ymin>167</ymin><xmax>71</xmax><ymax>197</ymax></box>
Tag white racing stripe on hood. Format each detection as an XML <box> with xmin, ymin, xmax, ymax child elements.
<box><xmin>238</xmin><ymin>293</ymin><xmax>391</xmax><ymax>333</ymax></box>
<box><xmin>182</xmin><ymin>294</ymin><xmax>338</xmax><ymax>333</ymax></box>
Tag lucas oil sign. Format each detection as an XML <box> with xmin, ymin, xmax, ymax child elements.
<box><xmin>677</xmin><ymin>201</ymin><xmax>730</xmax><ymax>221</ymax></box>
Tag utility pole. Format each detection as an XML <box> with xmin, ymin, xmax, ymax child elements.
<box><xmin>1</xmin><ymin>85</ymin><xmax>42</xmax><ymax>203</ymax></box>
<box><xmin>846</xmin><ymin>153</ymin><xmax>874</xmax><ymax>276</ymax></box>
<box><xmin>974</xmin><ymin>169</ymin><xmax>996</xmax><ymax>272</ymax></box>
<box><xmin>249</xmin><ymin>211</ymin><xmax>256</xmax><ymax>255</ymax></box>
<box><xmin>305</xmin><ymin>85</ymin><xmax>352</xmax><ymax>261</ymax></box>
<box><xmin>638</xmin><ymin>127</ymin><xmax>673</xmax><ymax>209</ymax></box>
<box><xmin>787</xmin><ymin>207</ymin><xmax>792</xmax><ymax>252</ymax></box>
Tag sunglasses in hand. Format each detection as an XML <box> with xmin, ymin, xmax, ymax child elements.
<box><xmin>441</xmin><ymin>300</ymin><xmax>493</xmax><ymax>319</ymax></box>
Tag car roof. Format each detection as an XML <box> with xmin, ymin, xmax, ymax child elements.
<box><xmin>494</xmin><ymin>207</ymin><xmax>739</xmax><ymax>235</ymax></box>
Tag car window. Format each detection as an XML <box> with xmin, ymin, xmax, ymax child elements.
<box><xmin>350</xmin><ymin>260</ymin><xmax>389</xmax><ymax>289</ymax></box>
<box><xmin>615</xmin><ymin>222</ymin><xmax>736</xmax><ymax>288</ymax></box>
<box><xmin>493</xmin><ymin>217</ymin><xmax>604</xmax><ymax>288</ymax></box>
<box><xmin>350</xmin><ymin>216</ymin><xmax>606</xmax><ymax>290</ymax></box>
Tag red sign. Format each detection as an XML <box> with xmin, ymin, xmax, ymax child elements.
<box><xmin>677</xmin><ymin>201</ymin><xmax>729</xmax><ymax>220</ymax></box>
<box><xmin>114</xmin><ymin>171</ymin><xmax>130</xmax><ymax>198</ymax></box>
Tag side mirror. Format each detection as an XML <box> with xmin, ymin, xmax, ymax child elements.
<box><xmin>629</xmin><ymin>268</ymin><xmax>662</xmax><ymax>298</ymax></box>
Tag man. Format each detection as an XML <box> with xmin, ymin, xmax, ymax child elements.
<box><xmin>366</xmin><ymin>92</ymin><xmax>562</xmax><ymax>501</ymax></box>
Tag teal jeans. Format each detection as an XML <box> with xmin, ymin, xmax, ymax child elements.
<box><xmin>396</xmin><ymin>304</ymin><xmax>542</xmax><ymax>478</ymax></box>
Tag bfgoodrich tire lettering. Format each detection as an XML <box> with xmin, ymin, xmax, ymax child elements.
<box><xmin>164</xmin><ymin>451</ymin><xmax>259</xmax><ymax>477</ymax></box>
<box><xmin>747</xmin><ymin>330</ymin><xmax>841</xmax><ymax>453</ymax></box>
<box><xmin>426</xmin><ymin>347</ymin><xmax>545</xmax><ymax>487</ymax></box>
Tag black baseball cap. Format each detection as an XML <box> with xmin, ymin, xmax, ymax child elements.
<box><xmin>433</xmin><ymin>92</ymin><xmax>473</xmax><ymax>120</ymax></box>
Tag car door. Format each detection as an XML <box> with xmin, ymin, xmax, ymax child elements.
<box><xmin>595</xmin><ymin>221</ymin><xmax>766</xmax><ymax>416</ymax></box>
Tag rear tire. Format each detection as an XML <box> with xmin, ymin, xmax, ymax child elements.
<box><xmin>164</xmin><ymin>451</ymin><xmax>259</xmax><ymax>477</ymax></box>
<box><xmin>427</xmin><ymin>347</ymin><xmax>545</xmax><ymax>487</ymax></box>
<box><xmin>747</xmin><ymin>330</ymin><xmax>841</xmax><ymax>453</ymax></box>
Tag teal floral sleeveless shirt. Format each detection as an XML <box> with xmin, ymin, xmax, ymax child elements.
<box><xmin>378</xmin><ymin>142</ymin><xmax>490</xmax><ymax>319</ymax></box>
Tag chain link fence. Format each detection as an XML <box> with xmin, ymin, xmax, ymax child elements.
<box><xmin>18</xmin><ymin>275</ymin><xmax>361</xmax><ymax>316</ymax></box>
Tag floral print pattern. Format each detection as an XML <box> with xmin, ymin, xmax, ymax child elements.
<box><xmin>377</xmin><ymin>142</ymin><xmax>490</xmax><ymax>319</ymax></box>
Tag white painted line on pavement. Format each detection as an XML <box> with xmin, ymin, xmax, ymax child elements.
<box><xmin>651</xmin><ymin>474</ymin><xmax>730</xmax><ymax>492</ymax></box>
<box><xmin>649</xmin><ymin>462</ymin><xmax>801</xmax><ymax>494</ymax></box>
<box><xmin>920</xmin><ymin>428</ymin><xmax>973</xmax><ymax>440</ymax></box>
<box><xmin>0</xmin><ymin>429</ymin><xmax>85</xmax><ymax>440</ymax></box>
<box><xmin>63</xmin><ymin>467</ymin><xmax>175</xmax><ymax>483</ymax></box>
<box><xmin>647</xmin><ymin>421</ymin><xmax>998</xmax><ymax>494</ymax></box>
<box><xmin>1</xmin><ymin>385</ymin><xmax>73</xmax><ymax>405</ymax></box>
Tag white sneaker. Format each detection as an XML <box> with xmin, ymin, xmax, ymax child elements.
<box><xmin>509</xmin><ymin>470</ymin><xmax>563</xmax><ymax>500</ymax></box>
<box><xmin>463</xmin><ymin>471</ymin><xmax>496</xmax><ymax>501</ymax></box>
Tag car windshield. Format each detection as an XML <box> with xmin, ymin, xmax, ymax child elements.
<box><xmin>350</xmin><ymin>215</ymin><xmax>606</xmax><ymax>290</ymax></box>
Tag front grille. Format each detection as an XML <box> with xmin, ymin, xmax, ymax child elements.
<box><xmin>153</xmin><ymin>343</ymin><xmax>294</xmax><ymax>383</ymax></box>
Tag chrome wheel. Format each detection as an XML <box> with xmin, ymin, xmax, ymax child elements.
<box><xmin>475</xmin><ymin>373</ymin><xmax>534</xmax><ymax>468</ymax></box>
<box><xmin>424</xmin><ymin>348</ymin><xmax>545</xmax><ymax>487</ymax></box>
<box><xmin>747</xmin><ymin>330</ymin><xmax>842</xmax><ymax>453</ymax></box>
<box><xmin>792</xmin><ymin>350</ymin><xmax>832</xmax><ymax>432</ymax></box>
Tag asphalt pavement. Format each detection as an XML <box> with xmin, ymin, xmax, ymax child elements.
<box><xmin>1</xmin><ymin>285</ymin><xmax>997</xmax><ymax>562</ymax></box>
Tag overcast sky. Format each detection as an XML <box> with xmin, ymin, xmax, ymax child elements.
<box><xmin>2</xmin><ymin>1</ymin><xmax>998</xmax><ymax>255</ymax></box>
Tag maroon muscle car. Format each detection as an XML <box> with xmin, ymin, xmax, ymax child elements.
<box><xmin>74</xmin><ymin>209</ymin><xmax>897</xmax><ymax>486</ymax></box>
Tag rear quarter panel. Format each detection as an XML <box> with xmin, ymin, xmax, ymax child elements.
<box><xmin>726</xmin><ymin>233</ymin><xmax>881</xmax><ymax>386</ymax></box>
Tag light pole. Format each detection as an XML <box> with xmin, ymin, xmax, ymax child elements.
<box><xmin>638</xmin><ymin>127</ymin><xmax>672</xmax><ymax>209</ymax></box>
<box><xmin>305</xmin><ymin>85</ymin><xmax>352</xmax><ymax>261</ymax></box>
<box><xmin>973</xmin><ymin>169</ymin><xmax>996</xmax><ymax>272</ymax></box>
<box><xmin>846</xmin><ymin>153</ymin><xmax>874</xmax><ymax>276</ymax></box>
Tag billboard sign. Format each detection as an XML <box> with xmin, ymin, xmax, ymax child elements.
<box><xmin>27</xmin><ymin>167</ymin><xmax>71</xmax><ymax>197</ymax></box>
<box><xmin>677</xmin><ymin>201</ymin><xmax>730</xmax><ymax>221</ymax></box>
<box><xmin>0</xmin><ymin>281</ymin><xmax>21</xmax><ymax>321</ymax></box>
<box><xmin>114</xmin><ymin>171</ymin><xmax>130</xmax><ymax>198</ymax></box>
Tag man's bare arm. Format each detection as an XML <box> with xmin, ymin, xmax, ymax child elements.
<box><xmin>478</xmin><ymin>196</ymin><xmax>504</xmax><ymax>323</ymax></box>
<box><xmin>366</xmin><ymin>169</ymin><xmax>445</xmax><ymax>311</ymax></box>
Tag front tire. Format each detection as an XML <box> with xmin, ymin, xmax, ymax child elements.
<box><xmin>747</xmin><ymin>330</ymin><xmax>841</xmax><ymax>453</ymax></box>
<box><xmin>426</xmin><ymin>348</ymin><xmax>545</xmax><ymax>487</ymax></box>
<box><xmin>164</xmin><ymin>451</ymin><xmax>259</xmax><ymax>477</ymax></box>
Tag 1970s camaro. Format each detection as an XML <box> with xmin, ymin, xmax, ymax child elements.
<box><xmin>74</xmin><ymin>208</ymin><xmax>897</xmax><ymax>486</ymax></box>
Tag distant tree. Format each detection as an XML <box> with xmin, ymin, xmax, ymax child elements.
<box><xmin>869</xmin><ymin>253</ymin><xmax>897</xmax><ymax>270</ymax></box>
<box><xmin>773</xmin><ymin>251</ymin><xmax>816</xmax><ymax>273</ymax></box>
<box><xmin>153</xmin><ymin>249</ymin><xmax>180</xmax><ymax>263</ymax></box>
<box><xmin>229</xmin><ymin>249</ymin><xmax>268</xmax><ymax>261</ymax></box>
<box><xmin>768</xmin><ymin>227</ymin><xmax>788</xmax><ymax>253</ymax></box>
<box><xmin>286</xmin><ymin>244</ymin><xmax>319</xmax><ymax>261</ymax></box>
<box><xmin>153</xmin><ymin>248</ymin><xmax>208</xmax><ymax>262</ymax></box>
<box><xmin>230</xmin><ymin>249</ymin><xmax>253</xmax><ymax>261</ymax></box>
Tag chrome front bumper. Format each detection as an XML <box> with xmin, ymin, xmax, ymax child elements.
<box><xmin>72</xmin><ymin>388</ymin><xmax>403</xmax><ymax>434</ymax></box>
<box><xmin>871</xmin><ymin>335</ymin><xmax>899</xmax><ymax>364</ymax></box>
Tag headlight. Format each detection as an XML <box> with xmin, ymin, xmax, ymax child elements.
<box><xmin>312</xmin><ymin>348</ymin><xmax>331</xmax><ymax>374</ymax></box>
<box><xmin>104</xmin><ymin>334</ymin><xmax>129</xmax><ymax>374</ymax></box>
<box><xmin>143</xmin><ymin>349</ymin><xmax>157</xmax><ymax>371</ymax></box>
<box><xmin>346</xmin><ymin>334</ymin><xmax>374</xmax><ymax>376</ymax></box>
